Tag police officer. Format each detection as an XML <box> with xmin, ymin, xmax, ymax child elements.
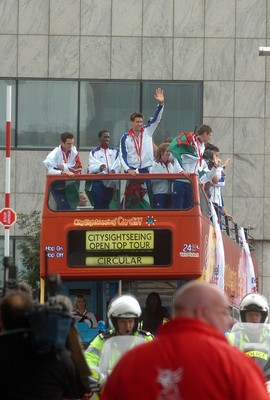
<box><xmin>227</xmin><ymin>293</ymin><xmax>270</xmax><ymax>380</ymax></box>
<box><xmin>84</xmin><ymin>294</ymin><xmax>153</xmax><ymax>398</ymax></box>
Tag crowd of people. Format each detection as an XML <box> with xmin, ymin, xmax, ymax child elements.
<box><xmin>0</xmin><ymin>287</ymin><xmax>89</xmax><ymax>399</ymax></box>
<box><xmin>1</xmin><ymin>282</ymin><xmax>270</xmax><ymax>399</ymax></box>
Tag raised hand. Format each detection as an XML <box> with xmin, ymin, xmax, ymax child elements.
<box><xmin>155</xmin><ymin>88</ymin><xmax>164</xmax><ymax>104</ymax></box>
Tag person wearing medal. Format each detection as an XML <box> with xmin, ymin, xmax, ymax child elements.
<box><xmin>150</xmin><ymin>142</ymin><xmax>188</xmax><ymax>209</ymax></box>
<box><xmin>87</xmin><ymin>129</ymin><xmax>121</xmax><ymax>209</ymax></box>
<box><xmin>119</xmin><ymin>88</ymin><xmax>164</xmax><ymax>209</ymax></box>
<box><xmin>168</xmin><ymin>125</ymin><xmax>218</xmax><ymax>209</ymax></box>
<box><xmin>43</xmin><ymin>131</ymin><xmax>82</xmax><ymax>210</ymax></box>
<box><xmin>119</xmin><ymin>88</ymin><xmax>164</xmax><ymax>176</ymax></box>
<box><xmin>179</xmin><ymin>124</ymin><xmax>214</xmax><ymax>174</ymax></box>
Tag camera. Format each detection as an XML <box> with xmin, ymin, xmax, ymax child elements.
<box><xmin>1</xmin><ymin>262</ymin><xmax>72</xmax><ymax>354</ymax></box>
<box><xmin>29</xmin><ymin>274</ymin><xmax>73</xmax><ymax>354</ymax></box>
<box><xmin>1</xmin><ymin>259</ymin><xmax>91</xmax><ymax>392</ymax></box>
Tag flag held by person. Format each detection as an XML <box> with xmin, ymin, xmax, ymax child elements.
<box><xmin>168</xmin><ymin>131</ymin><xmax>197</xmax><ymax>161</ymax></box>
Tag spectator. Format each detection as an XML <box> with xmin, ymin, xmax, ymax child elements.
<box><xmin>140</xmin><ymin>291</ymin><xmax>170</xmax><ymax>335</ymax></box>
<box><xmin>101</xmin><ymin>281</ymin><xmax>268</xmax><ymax>400</ymax></box>
<box><xmin>87</xmin><ymin>130</ymin><xmax>120</xmax><ymax>209</ymax></box>
<box><xmin>0</xmin><ymin>289</ymin><xmax>34</xmax><ymax>331</ymax></box>
<box><xmin>77</xmin><ymin>191</ymin><xmax>88</xmax><ymax>208</ymax></box>
<box><xmin>43</xmin><ymin>132</ymin><xmax>82</xmax><ymax>210</ymax></box>
<box><xmin>72</xmin><ymin>294</ymin><xmax>98</xmax><ymax>328</ymax></box>
<box><xmin>0</xmin><ymin>289</ymin><xmax>86</xmax><ymax>400</ymax></box>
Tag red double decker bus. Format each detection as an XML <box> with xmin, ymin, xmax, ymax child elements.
<box><xmin>40</xmin><ymin>173</ymin><xmax>257</xmax><ymax>320</ymax></box>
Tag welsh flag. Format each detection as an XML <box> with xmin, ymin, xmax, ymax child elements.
<box><xmin>123</xmin><ymin>180</ymin><xmax>151</xmax><ymax>209</ymax></box>
<box><xmin>238</xmin><ymin>227</ymin><xmax>257</xmax><ymax>293</ymax></box>
<box><xmin>109</xmin><ymin>184</ymin><xmax>120</xmax><ymax>209</ymax></box>
<box><xmin>209</xmin><ymin>200</ymin><xmax>225</xmax><ymax>291</ymax></box>
<box><xmin>65</xmin><ymin>181</ymin><xmax>80</xmax><ymax>209</ymax></box>
<box><xmin>168</xmin><ymin>132</ymin><xmax>197</xmax><ymax>161</ymax></box>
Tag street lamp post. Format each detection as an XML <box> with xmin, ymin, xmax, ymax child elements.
<box><xmin>259</xmin><ymin>47</ymin><xmax>270</xmax><ymax>56</ymax></box>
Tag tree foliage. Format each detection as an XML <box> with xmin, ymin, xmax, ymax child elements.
<box><xmin>16</xmin><ymin>210</ymin><xmax>41</xmax><ymax>294</ymax></box>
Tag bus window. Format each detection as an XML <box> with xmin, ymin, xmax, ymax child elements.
<box><xmin>48</xmin><ymin>176</ymin><xmax>194</xmax><ymax>212</ymax></box>
<box><xmin>199</xmin><ymin>183</ymin><xmax>210</xmax><ymax>216</ymax></box>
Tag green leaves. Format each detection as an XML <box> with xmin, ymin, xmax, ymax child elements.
<box><xmin>16</xmin><ymin>211</ymin><xmax>41</xmax><ymax>296</ymax></box>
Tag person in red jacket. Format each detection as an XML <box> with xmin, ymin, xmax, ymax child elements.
<box><xmin>101</xmin><ymin>281</ymin><xmax>269</xmax><ymax>400</ymax></box>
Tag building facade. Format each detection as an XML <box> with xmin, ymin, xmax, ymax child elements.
<box><xmin>0</xmin><ymin>0</ymin><xmax>269</xmax><ymax>298</ymax></box>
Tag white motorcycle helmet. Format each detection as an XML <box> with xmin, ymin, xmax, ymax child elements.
<box><xmin>107</xmin><ymin>294</ymin><xmax>142</xmax><ymax>333</ymax></box>
<box><xmin>240</xmin><ymin>293</ymin><xmax>269</xmax><ymax>323</ymax></box>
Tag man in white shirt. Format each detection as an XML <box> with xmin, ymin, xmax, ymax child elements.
<box><xmin>87</xmin><ymin>130</ymin><xmax>120</xmax><ymax>209</ymax></box>
<box><xmin>119</xmin><ymin>88</ymin><xmax>164</xmax><ymax>175</ymax></box>
<box><xmin>43</xmin><ymin>132</ymin><xmax>82</xmax><ymax>210</ymax></box>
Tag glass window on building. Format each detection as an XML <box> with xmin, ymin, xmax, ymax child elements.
<box><xmin>17</xmin><ymin>80</ymin><xmax>78</xmax><ymax>148</ymax></box>
<box><xmin>79</xmin><ymin>81</ymin><xmax>140</xmax><ymax>149</ymax></box>
<box><xmin>0</xmin><ymin>80</ymin><xmax>16</xmax><ymax>147</ymax></box>
<box><xmin>0</xmin><ymin>79</ymin><xmax>202</xmax><ymax>149</ymax></box>
<box><xmin>142</xmin><ymin>81</ymin><xmax>203</xmax><ymax>146</ymax></box>
<box><xmin>80</xmin><ymin>81</ymin><xmax>203</xmax><ymax>150</ymax></box>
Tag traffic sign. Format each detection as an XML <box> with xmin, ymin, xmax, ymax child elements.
<box><xmin>0</xmin><ymin>208</ymin><xmax>17</xmax><ymax>227</ymax></box>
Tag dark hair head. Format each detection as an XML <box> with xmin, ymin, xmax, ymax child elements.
<box><xmin>146</xmin><ymin>292</ymin><xmax>162</xmax><ymax>309</ymax></box>
<box><xmin>211</xmin><ymin>145</ymin><xmax>219</xmax><ymax>152</ymax></box>
<box><xmin>130</xmin><ymin>112</ymin><xmax>144</xmax><ymax>122</ymax></box>
<box><xmin>197</xmin><ymin>124</ymin><xmax>212</xmax><ymax>136</ymax></box>
<box><xmin>205</xmin><ymin>143</ymin><xmax>214</xmax><ymax>151</ymax></box>
<box><xmin>203</xmin><ymin>149</ymin><xmax>214</xmax><ymax>161</ymax></box>
<box><xmin>98</xmin><ymin>130</ymin><xmax>109</xmax><ymax>138</ymax></box>
<box><xmin>60</xmin><ymin>132</ymin><xmax>74</xmax><ymax>143</ymax></box>
<box><xmin>0</xmin><ymin>290</ymin><xmax>34</xmax><ymax>331</ymax></box>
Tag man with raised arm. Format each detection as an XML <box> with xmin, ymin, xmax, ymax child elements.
<box><xmin>119</xmin><ymin>88</ymin><xmax>164</xmax><ymax>175</ymax></box>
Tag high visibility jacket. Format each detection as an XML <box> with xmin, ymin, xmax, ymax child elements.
<box><xmin>85</xmin><ymin>329</ymin><xmax>153</xmax><ymax>368</ymax></box>
<box><xmin>85</xmin><ymin>330</ymin><xmax>153</xmax><ymax>399</ymax></box>
<box><xmin>227</xmin><ymin>328</ymin><xmax>270</xmax><ymax>376</ymax></box>
<box><xmin>228</xmin><ymin>328</ymin><xmax>270</xmax><ymax>350</ymax></box>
